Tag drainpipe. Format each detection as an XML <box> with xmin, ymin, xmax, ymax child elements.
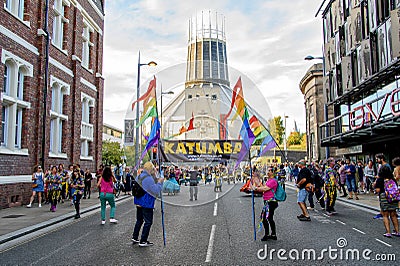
<box><xmin>41</xmin><ymin>0</ymin><xmax>50</xmax><ymax>169</ymax></box>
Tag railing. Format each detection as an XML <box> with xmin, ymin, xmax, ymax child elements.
<box><xmin>320</xmin><ymin>88</ymin><xmax>400</xmax><ymax>143</ymax></box>
<box><xmin>81</xmin><ymin>122</ymin><xmax>94</xmax><ymax>142</ymax></box>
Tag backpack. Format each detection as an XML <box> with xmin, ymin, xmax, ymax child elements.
<box><xmin>384</xmin><ymin>179</ymin><xmax>400</xmax><ymax>203</ymax></box>
<box><xmin>132</xmin><ymin>175</ymin><xmax>145</xmax><ymax>198</ymax></box>
<box><xmin>272</xmin><ymin>183</ymin><xmax>287</xmax><ymax>202</ymax></box>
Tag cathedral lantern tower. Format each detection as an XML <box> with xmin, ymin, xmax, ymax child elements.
<box><xmin>184</xmin><ymin>11</ymin><xmax>230</xmax><ymax>139</ymax></box>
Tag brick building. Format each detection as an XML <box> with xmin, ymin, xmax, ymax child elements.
<box><xmin>0</xmin><ymin>0</ymin><xmax>104</xmax><ymax>208</ymax></box>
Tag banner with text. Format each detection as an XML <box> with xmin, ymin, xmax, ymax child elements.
<box><xmin>161</xmin><ymin>140</ymin><xmax>245</xmax><ymax>163</ymax></box>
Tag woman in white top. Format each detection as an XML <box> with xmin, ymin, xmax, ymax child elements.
<box><xmin>27</xmin><ymin>165</ymin><xmax>45</xmax><ymax>208</ymax></box>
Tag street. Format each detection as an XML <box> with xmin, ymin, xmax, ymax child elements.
<box><xmin>1</xmin><ymin>182</ymin><xmax>399</xmax><ymax>265</ymax></box>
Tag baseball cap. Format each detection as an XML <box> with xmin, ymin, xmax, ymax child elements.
<box><xmin>298</xmin><ymin>159</ymin><xmax>306</xmax><ymax>166</ymax></box>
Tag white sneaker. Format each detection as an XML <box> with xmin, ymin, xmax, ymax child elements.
<box><xmin>26</xmin><ymin>204</ymin><xmax>32</xmax><ymax>208</ymax></box>
<box><xmin>110</xmin><ymin>218</ymin><xmax>118</xmax><ymax>224</ymax></box>
<box><xmin>101</xmin><ymin>220</ymin><xmax>106</xmax><ymax>225</ymax></box>
<box><xmin>38</xmin><ymin>204</ymin><xmax>42</xmax><ymax>208</ymax></box>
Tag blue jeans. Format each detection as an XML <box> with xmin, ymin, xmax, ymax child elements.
<box><xmin>100</xmin><ymin>192</ymin><xmax>116</xmax><ymax>221</ymax></box>
<box><xmin>132</xmin><ymin>206</ymin><xmax>154</xmax><ymax>242</ymax></box>
<box><xmin>346</xmin><ymin>177</ymin><xmax>357</xmax><ymax>192</ymax></box>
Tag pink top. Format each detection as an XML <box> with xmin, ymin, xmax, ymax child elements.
<box><xmin>100</xmin><ymin>178</ymin><xmax>114</xmax><ymax>194</ymax></box>
<box><xmin>263</xmin><ymin>178</ymin><xmax>278</xmax><ymax>201</ymax></box>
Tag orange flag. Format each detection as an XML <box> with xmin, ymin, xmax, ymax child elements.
<box><xmin>131</xmin><ymin>76</ymin><xmax>156</xmax><ymax>110</ymax></box>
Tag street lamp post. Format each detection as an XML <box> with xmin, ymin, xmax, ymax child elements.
<box><xmin>284</xmin><ymin>115</ymin><xmax>289</xmax><ymax>161</ymax></box>
<box><xmin>160</xmin><ymin>88</ymin><xmax>174</xmax><ymax>138</ymax></box>
<box><xmin>135</xmin><ymin>51</ymin><xmax>157</xmax><ymax>168</ymax></box>
<box><xmin>304</xmin><ymin>55</ymin><xmax>329</xmax><ymax>159</ymax></box>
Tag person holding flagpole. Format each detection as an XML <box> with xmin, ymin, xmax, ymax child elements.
<box><xmin>131</xmin><ymin>161</ymin><xmax>164</xmax><ymax>247</ymax></box>
<box><xmin>251</xmin><ymin>168</ymin><xmax>279</xmax><ymax>241</ymax></box>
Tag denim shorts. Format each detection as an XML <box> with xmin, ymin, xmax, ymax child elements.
<box><xmin>346</xmin><ymin>177</ymin><xmax>357</xmax><ymax>192</ymax></box>
<box><xmin>297</xmin><ymin>188</ymin><xmax>308</xmax><ymax>203</ymax></box>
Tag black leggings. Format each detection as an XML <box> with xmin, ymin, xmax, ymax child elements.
<box><xmin>262</xmin><ymin>200</ymin><xmax>278</xmax><ymax>236</ymax></box>
<box><xmin>73</xmin><ymin>193</ymin><xmax>82</xmax><ymax>215</ymax></box>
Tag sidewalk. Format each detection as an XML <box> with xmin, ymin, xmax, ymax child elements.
<box><xmin>0</xmin><ymin>193</ymin><xmax>131</xmax><ymax>245</ymax></box>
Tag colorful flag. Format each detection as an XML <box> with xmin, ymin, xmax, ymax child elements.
<box><xmin>234</xmin><ymin>107</ymin><xmax>255</xmax><ymax>169</ymax></box>
<box><xmin>136</xmin><ymin>117</ymin><xmax>160</xmax><ymax>169</ymax></box>
<box><xmin>187</xmin><ymin>112</ymin><xmax>195</xmax><ymax>131</ymax></box>
<box><xmin>164</xmin><ymin>112</ymin><xmax>195</xmax><ymax>139</ymax></box>
<box><xmin>131</xmin><ymin>77</ymin><xmax>156</xmax><ymax>111</ymax></box>
<box><xmin>224</xmin><ymin>77</ymin><xmax>242</xmax><ymax>121</ymax></box>
<box><xmin>249</xmin><ymin>115</ymin><xmax>268</xmax><ymax>141</ymax></box>
<box><xmin>259</xmin><ymin>133</ymin><xmax>277</xmax><ymax>157</ymax></box>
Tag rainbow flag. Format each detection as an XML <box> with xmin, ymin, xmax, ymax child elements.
<box><xmin>259</xmin><ymin>133</ymin><xmax>277</xmax><ymax>157</ymax></box>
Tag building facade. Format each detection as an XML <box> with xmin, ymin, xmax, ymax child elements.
<box><xmin>0</xmin><ymin>0</ymin><xmax>104</xmax><ymax>208</ymax></box>
<box><xmin>299</xmin><ymin>63</ymin><xmax>329</xmax><ymax>161</ymax></box>
<box><xmin>103</xmin><ymin>123</ymin><xmax>123</xmax><ymax>147</ymax></box>
<box><xmin>319</xmin><ymin>0</ymin><xmax>400</xmax><ymax>163</ymax></box>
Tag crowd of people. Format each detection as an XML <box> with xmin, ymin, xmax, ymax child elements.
<box><xmin>249</xmin><ymin>153</ymin><xmax>400</xmax><ymax>241</ymax></box>
<box><xmin>27</xmin><ymin>163</ymin><xmax>93</xmax><ymax>219</ymax></box>
<box><xmin>25</xmin><ymin>153</ymin><xmax>400</xmax><ymax>246</ymax></box>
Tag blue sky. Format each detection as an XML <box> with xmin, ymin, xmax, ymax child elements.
<box><xmin>103</xmin><ymin>0</ymin><xmax>323</xmax><ymax>132</ymax></box>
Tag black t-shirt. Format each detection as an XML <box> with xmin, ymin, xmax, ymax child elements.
<box><xmin>297</xmin><ymin>167</ymin><xmax>313</xmax><ymax>189</ymax></box>
<box><xmin>189</xmin><ymin>170</ymin><xmax>198</xmax><ymax>186</ymax></box>
<box><xmin>374</xmin><ymin>177</ymin><xmax>384</xmax><ymax>192</ymax></box>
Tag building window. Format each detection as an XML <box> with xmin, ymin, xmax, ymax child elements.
<box><xmin>52</xmin><ymin>0</ymin><xmax>69</xmax><ymax>50</ymax></box>
<box><xmin>1</xmin><ymin>53</ymin><xmax>32</xmax><ymax>151</ymax></box>
<box><xmin>82</xmin><ymin>22</ymin><xmax>94</xmax><ymax>70</ymax></box>
<box><xmin>1</xmin><ymin>107</ymin><xmax>7</xmax><ymax>146</ymax></box>
<box><xmin>49</xmin><ymin>77</ymin><xmax>69</xmax><ymax>155</ymax></box>
<box><xmin>5</xmin><ymin>0</ymin><xmax>24</xmax><ymax>20</ymax></box>
<box><xmin>80</xmin><ymin>93</ymin><xmax>94</xmax><ymax>158</ymax></box>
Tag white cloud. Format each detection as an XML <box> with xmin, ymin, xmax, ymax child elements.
<box><xmin>103</xmin><ymin>0</ymin><xmax>323</xmax><ymax>132</ymax></box>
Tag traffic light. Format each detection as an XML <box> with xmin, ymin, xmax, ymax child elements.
<box><xmin>152</xmin><ymin>146</ymin><xmax>157</xmax><ymax>160</ymax></box>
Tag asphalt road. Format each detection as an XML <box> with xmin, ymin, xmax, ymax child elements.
<box><xmin>1</xmin><ymin>182</ymin><xmax>399</xmax><ymax>265</ymax></box>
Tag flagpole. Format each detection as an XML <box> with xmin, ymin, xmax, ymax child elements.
<box><xmin>248</xmin><ymin>150</ymin><xmax>256</xmax><ymax>241</ymax></box>
<box><xmin>155</xmin><ymin>84</ymin><xmax>167</xmax><ymax>247</ymax></box>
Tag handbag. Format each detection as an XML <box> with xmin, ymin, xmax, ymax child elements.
<box><xmin>32</xmin><ymin>183</ymin><xmax>38</xmax><ymax>188</ymax></box>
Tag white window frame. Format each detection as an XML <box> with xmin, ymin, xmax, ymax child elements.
<box><xmin>0</xmin><ymin>50</ymin><xmax>32</xmax><ymax>156</ymax></box>
<box><xmin>52</xmin><ymin>0</ymin><xmax>69</xmax><ymax>53</ymax></box>
<box><xmin>5</xmin><ymin>0</ymin><xmax>25</xmax><ymax>20</ymax></box>
<box><xmin>49</xmin><ymin>75</ymin><xmax>69</xmax><ymax>158</ymax></box>
<box><xmin>80</xmin><ymin>93</ymin><xmax>94</xmax><ymax>160</ymax></box>
<box><xmin>1</xmin><ymin>106</ymin><xmax>8</xmax><ymax>146</ymax></box>
<box><xmin>82</xmin><ymin>21</ymin><xmax>94</xmax><ymax>71</ymax></box>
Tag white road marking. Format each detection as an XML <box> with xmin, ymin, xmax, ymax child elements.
<box><xmin>352</xmin><ymin>227</ymin><xmax>366</xmax><ymax>235</ymax></box>
<box><xmin>215</xmin><ymin>193</ymin><xmax>219</xmax><ymax>200</ymax></box>
<box><xmin>31</xmin><ymin>232</ymin><xmax>91</xmax><ymax>265</ymax></box>
<box><xmin>322</xmin><ymin>213</ymin><xmax>330</xmax><ymax>218</ymax></box>
<box><xmin>375</xmin><ymin>238</ymin><xmax>392</xmax><ymax>247</ymax></box>
<box><xmin>336</xmin><ymin>219</ymin><xmax>346</xmax><ymax>225</ymax></box>
<box><xmin>213</xmin><ymin>203</ymin><xmax>218</xmax><ymax>216</ymax></box>
<box><xmin>205</xmin><ymin>225</ymin><xmax>216</xmax><ymax>263</ymax></box>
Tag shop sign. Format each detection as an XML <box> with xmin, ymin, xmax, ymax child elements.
<box><xmin>349</xmin><ymin>88</ymin><xmax>400</xmax><ymax>130</ymax></box>
<box><xmin>335</xmin><ymin>145</ymin><xmax>363</xmax><ymax>156</ymax></box>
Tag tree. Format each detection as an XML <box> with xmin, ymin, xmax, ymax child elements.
<box><xmin>124</xmin><ymin>145</ymin><xmax>151</xmax><ymax>167</ymax></box>
<box><xmin>287</xmin><ymin>131</ymin><xmax>302</xmax><ymax>146</ymax></box>
<box><xmin>102</xmin><ymin>140</ymin><xmax>124</xmax><ymax>166</ymax></box>
<box><xmin>286</xmin><ymin>131</ymin><xmax>307</xmax><ymax>150</ymax></box>
<box><xmin>268</xmin><ymin>116</ymin><xmax>285</xmax><ymax>145</ymax></box>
